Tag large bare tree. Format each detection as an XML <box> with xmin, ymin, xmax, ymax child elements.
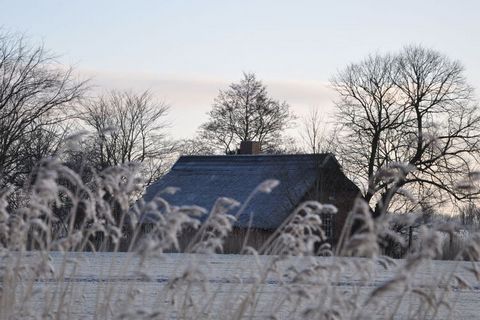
<box><xmin>80</xmin><ymin>90</ymin><xmax>174</xmax><ymax>185</ymax></box>
<box><xmin>332</xmin><ymin>46</ymin><xmax>480</xmax><ymax>216</ymax></box>
<box><xmin>0</xmin><ymin>32</ymin><xmax>86</xmax><ymax>188</ymax></box>
<box><xmin>200</xmin><ymin>73</ymin><xmax>295</xmax><ymax>153</ymax></box>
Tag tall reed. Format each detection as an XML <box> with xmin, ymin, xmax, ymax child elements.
<box><xmin>0</xmin><ymin>157</ymin><xmax>479</xmax><ymax>319</ymax></box>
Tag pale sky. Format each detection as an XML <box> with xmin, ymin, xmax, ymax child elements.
<box><xmin>1</xmin><ymin>0</ymin><xmax>479</xmax><ymax>138</ymax></box>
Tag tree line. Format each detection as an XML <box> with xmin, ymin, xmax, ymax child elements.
<box><xmin>1</xmin><ymin>30</ymin><xmax>480</xmax><ymax>218</ymax></box>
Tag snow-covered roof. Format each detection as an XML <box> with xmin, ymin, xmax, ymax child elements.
<box><xmin>140</xmin><ymin>153</ymin><xmax>354</xmax><ymax>230</ymax></box>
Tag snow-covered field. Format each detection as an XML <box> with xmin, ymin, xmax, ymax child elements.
<box><xmin>17</xmin><ymin>253</ymin><xmax>479</xmax><ymax>319</ymax></box>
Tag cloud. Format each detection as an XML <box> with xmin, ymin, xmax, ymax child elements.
<box><xmin>76</xmin><ymin>68</ymin><xmax>336</xmax><ymax>139</ymax></box>
<box><xmin>267</xmin><ymin>79</ymin><xmax>336</xmax><ymax>115</ymax></box>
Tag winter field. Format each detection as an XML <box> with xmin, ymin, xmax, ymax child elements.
<box><xmin>10</xmin><ymin>252</ymin><xmax>479</xmax><ymax>319</ymax></box>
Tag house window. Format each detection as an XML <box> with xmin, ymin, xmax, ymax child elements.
<box><xmin>321</xmin><ymin>213</ymin><xmax>334</xmax><ymax>239</ymax></box>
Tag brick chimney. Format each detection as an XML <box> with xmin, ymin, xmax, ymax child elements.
<box><xmin>239</xmin><ymin>141</ymin><xmax>261</xmax><ymax>154</ymax></box>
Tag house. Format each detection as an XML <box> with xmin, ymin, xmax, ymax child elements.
<box><xmin>134</xmin><ymin>143</ymin><xmax>360</xmax><ymax>253</ymax></box>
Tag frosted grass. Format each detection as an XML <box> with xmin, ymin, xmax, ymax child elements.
<box><xmin>1</xmin><ymin>158</ymin><xmax>480</xmax><ymax>319</ymax></box>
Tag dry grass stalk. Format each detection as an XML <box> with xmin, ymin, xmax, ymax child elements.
<box><xmin>0</xmin><ymin>157</ymin><xmax>478</xmax><ymax>319</ymax></box>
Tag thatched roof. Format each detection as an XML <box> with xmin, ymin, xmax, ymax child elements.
<box><xmin>140</xmin><ymin>154</ymin><xmax>354</xmax><ymax>230</ymax></box>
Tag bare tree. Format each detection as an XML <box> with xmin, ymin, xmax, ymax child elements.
<box><xmin>80</xmin><ymin>90</ymin><xmax>174</xmax><ymax>185</ymax></box>
<box><xmin>178</xmin><ymin>136</ymin><xmax>217</xmax><ymax>156</ymax></box>
<box><xmin>332</xmin><ymin>46</ymin><xmax>480</xmax><ymax>217</ymax></box>
<box><xmin>16</xmin><ymin>122</ymin><xmax>71</xmax><ymax>179</ymax></box>
<box><xmin>0</xmin><ymin>32</ymin><xmax>86</xmax><ymax>188</ymax></box>
<box><xmin>200</xmin><ymin>73</ymin><xmax>295</xmax><ymax>153</ymax></box>
<box><xmin>332</xmin><ymin>54</ymin><xmax>404</xmax><ymax>197</ymax></box>
<box><xmin>300</xmin><ymin>107</ymin><xmax>337</xmax><ymax>154</ymax></box>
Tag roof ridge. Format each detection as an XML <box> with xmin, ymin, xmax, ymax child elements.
<box><xmin>180</xmin><ymin>153</ymin><xmax>332</xmax><ymax>158</ymax></box>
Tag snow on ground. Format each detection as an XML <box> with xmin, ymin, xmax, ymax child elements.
<box><xmin>17</xmin><ymin>253</ymin><xmax>480</xmax><ymax>319</ymax></box>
